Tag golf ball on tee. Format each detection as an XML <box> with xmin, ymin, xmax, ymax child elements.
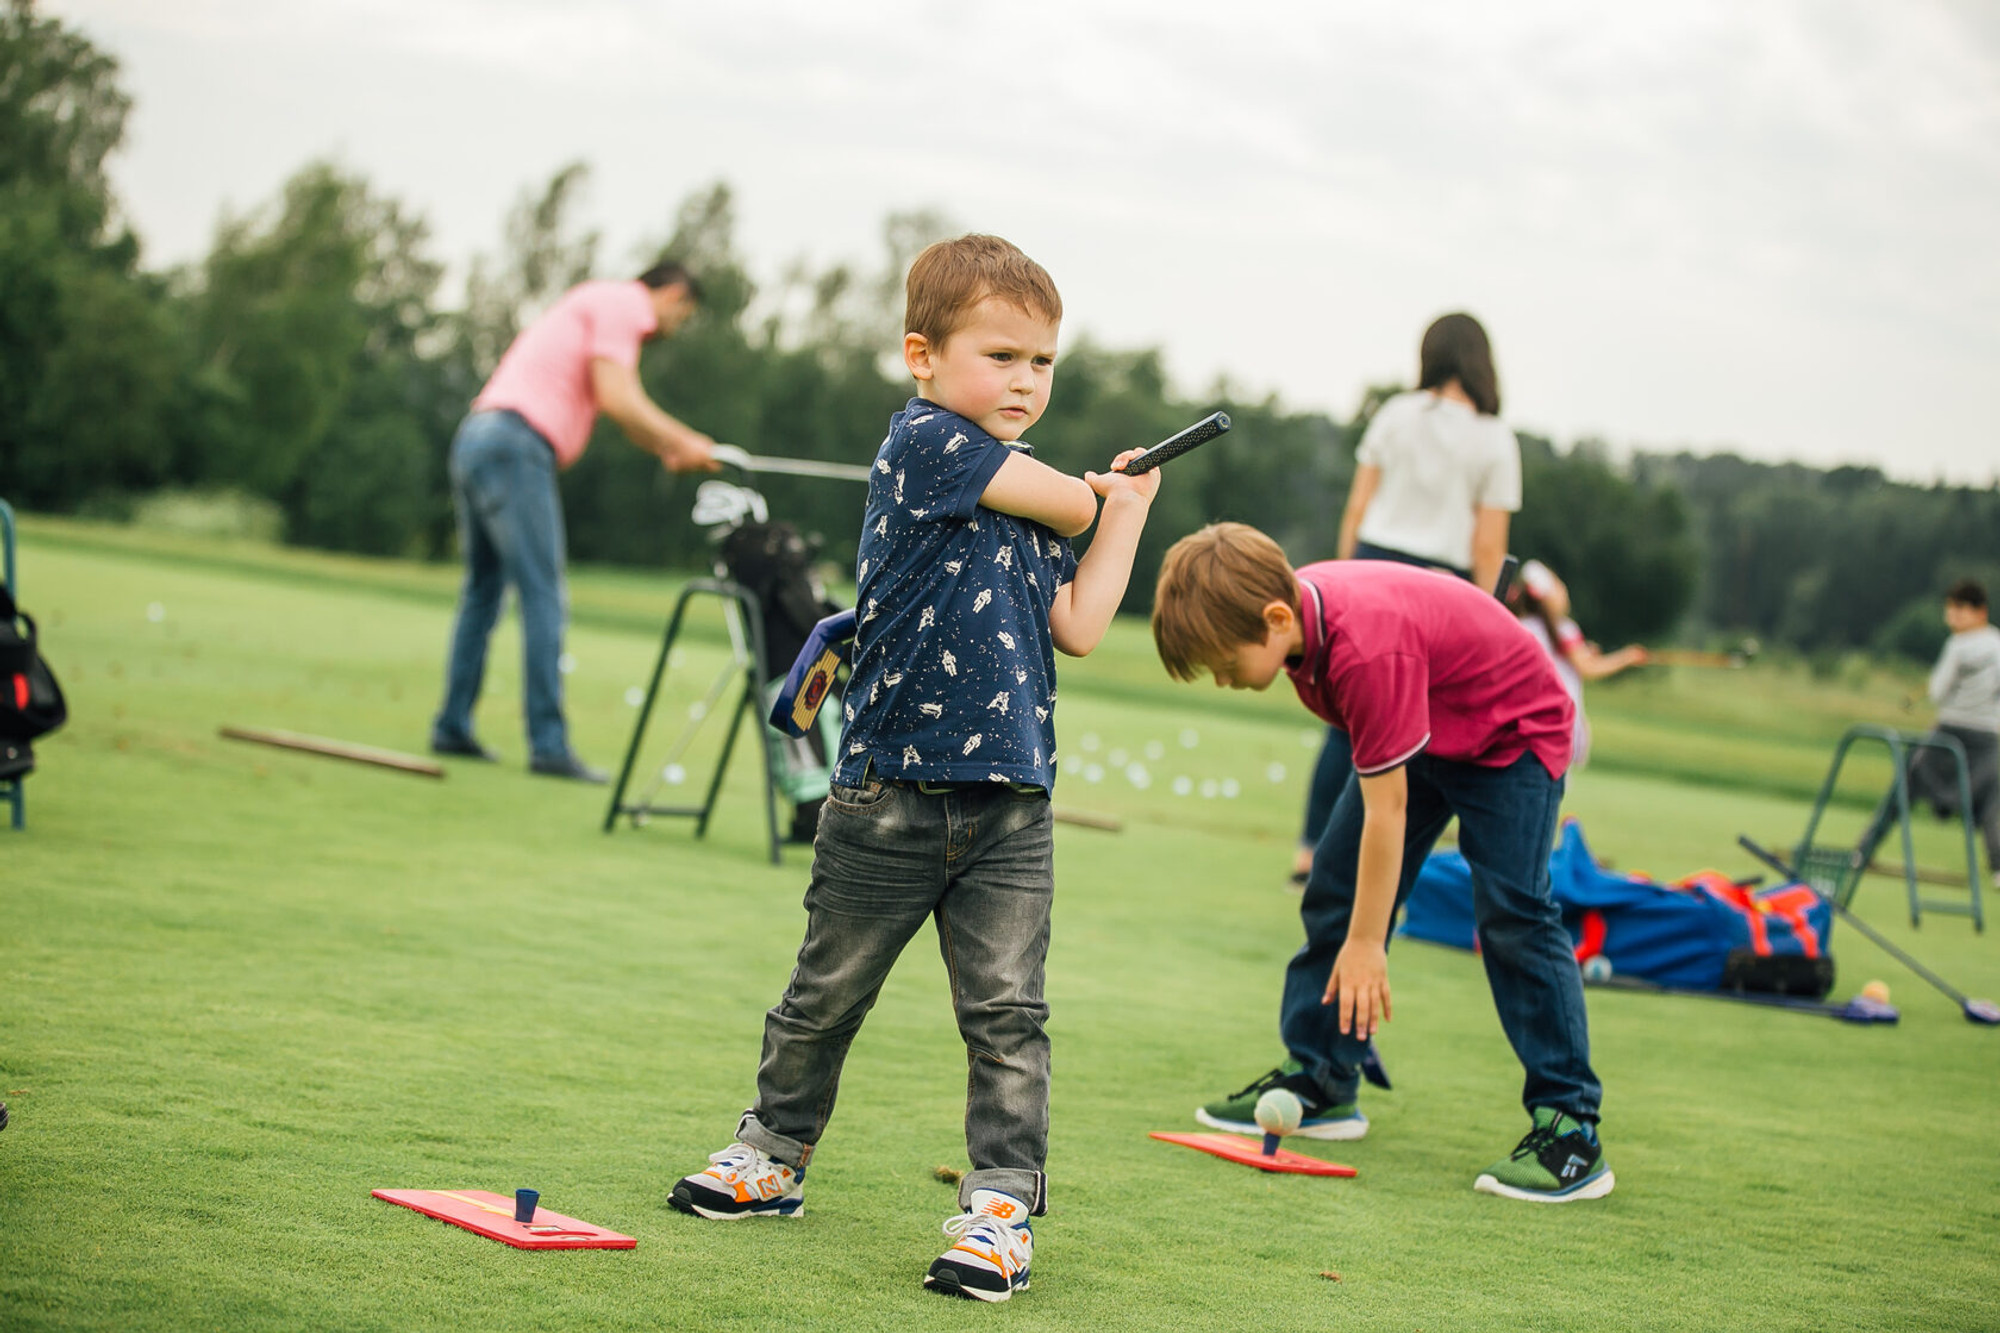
<box><xmin>1860</xmin><ymin>980</ymin><xmax>1890</xmax><ymax>1004</ymax></box>
<box><xmin>1254</xmin><ymin>1088</ymin><xmax>1304</xmax><ymax>1136</ymax></box>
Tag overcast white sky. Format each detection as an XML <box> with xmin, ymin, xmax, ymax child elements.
<box><xmin>47</xmin><ymin>0</ymin><xmax>2000</xmax><ymax>483</ymax></box>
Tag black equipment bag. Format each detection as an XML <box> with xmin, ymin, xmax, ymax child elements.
<box><xmin>1721</xmin><ymin>949</ymin><xmax>1836</xmax><ymax>1000</ymax></box>
<box><xmin>0</xmin><ymin>580</ymin><xmax>67</xmax><ymax>778</ymax></box>
<box><xmin>718</xmin><ymin>521</ymin><xmax>841</xmax><ymax>687</ymax></box>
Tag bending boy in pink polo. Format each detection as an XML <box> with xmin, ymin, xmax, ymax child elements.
<box><xmin>431</xmin><ymin>261</ymin><xmax>717</xmax><ymax>782</ymax></box>
<box><xmin>1152</xmin><ymin>522</ymin><xmax>1613</xmax><ymax>1202</ymax></box>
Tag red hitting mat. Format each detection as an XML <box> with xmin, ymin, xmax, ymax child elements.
<box><xmin>1150</xmin><ymin>1132</ymin><xmax>1358</xmax><ymax>1178</ymax></box>
<box><xmin>373</xmin><ymin>1189</ymin><xmax>636</xmax><ymax>1250</ymax></box>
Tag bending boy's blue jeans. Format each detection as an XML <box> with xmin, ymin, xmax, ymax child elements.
<box><xmin>432</xmin><ymin>410</ymin><xmax>571</xmax><ymax>762</ymax></box>
<box><xmin>736</xmin><ymin>775</ymin><xmax>1055</xmax><ymax>1214</ymax></box>
<box><xmin>1283</xmin><ymin>750</ymin><xmax>1601</xmax><ymax>1122</ymax></box>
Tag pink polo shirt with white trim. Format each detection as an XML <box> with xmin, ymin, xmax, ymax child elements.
<box><xmin>472</xmin><ymin>280</ymin><xmax>658</xmax><ymax>468</ymax></box>
<box><xmin>1286</xmin><ymin>561</ymin><xmax>1574</xmax><ymax>780</ymax></box>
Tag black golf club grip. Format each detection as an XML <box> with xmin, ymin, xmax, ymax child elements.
<box><xmin>1116</xmin><ymin>411</ymin><xmax>1231</xmax><ymax>475</ymax></box>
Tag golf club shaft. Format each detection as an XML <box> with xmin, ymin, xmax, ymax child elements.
<box><xmin>1648</xmin><ymin>650</ymin><xmax>1744</xmax><ymax>668</ymax></box>
<box><xmin>711</xmin><ymin>443</ymin><xmax>873</xmax><ymax>482</ymax></box>
<box><xmin>1736</xmin><ymin>836</ymin><xmax>1972</xmax><ymax>1006</ymax></box>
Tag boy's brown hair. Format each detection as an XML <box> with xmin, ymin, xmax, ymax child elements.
<box><xmin>905</xmin><ymin>234</ymin><xmax>1062</xmax><ymax>347</ymax></box>
<box><xmin>1152</xmin><ymin>522</ymin><xmax>1301</xmax><ymax>681</ymax></box>
<box><xmin>1946</xmin><ymin>579</ymin><xmax>1988</xmax><ymax>612</ymax></box>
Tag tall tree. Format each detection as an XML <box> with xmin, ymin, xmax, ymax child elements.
<box><xmin>0</xmin><ymin>0</ymin><xmax>177</xmax><ymax>509</ymax></box>
<box><xmin>181</xmin><ymin>161</ymin><xmax>453</xmax><ymax>553</ymax></box>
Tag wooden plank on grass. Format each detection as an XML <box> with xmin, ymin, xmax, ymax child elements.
<box><xmin>1864</xmin><ymin>859</ymin><xmax>1976</xmax><ymax>889</ymax></box>
<box><xmin>219</xmin><ymin>726</ymin><xmax>445</xmax><ymax>778</ymax></box>
<box><xmin>1053</xmin><ymin>806</ymin><xmax>1122</xmax><ymax>833</ymax></box>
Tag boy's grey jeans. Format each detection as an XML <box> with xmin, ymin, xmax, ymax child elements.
<box><xmin>735</xmin><ymin>773</ymin><xmax>1054</xmax><ymax>1215</ymax></box>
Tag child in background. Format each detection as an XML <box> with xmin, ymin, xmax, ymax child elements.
<box><xmin>1857</xmin><ymin>579</ymin><xmax>2000</xmax><ymax>889</ymax></box>
<box><xmin>1513</xmin><ymin>559</ymin><xmax>1647</xmax><ymax>770</ymax></box>
<box><xmin>670</xmin><ymin>235</ymin><xmax>1160</xmax><ymax>1303</ymax></box>
<box><xmin>1152</xmin><ymin>522</ymin><xmax>1613</xmax><ymax>1202</ymax></box>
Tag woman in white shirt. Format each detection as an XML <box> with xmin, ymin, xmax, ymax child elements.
<box><xmin>1292</xmin><ymin>314</ymin><xmax>1522</xmax><ymax>886</ymax></box>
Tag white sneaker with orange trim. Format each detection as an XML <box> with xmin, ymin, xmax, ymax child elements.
<box><xmin>923</xmin><ymin>1189</ymin><xmax>1033</xmax><ymax>1302</ymax></box>
<box><xmin>669</xmin><ymin>1142</ymin><xmax>804</xmax><ymax>1220</ymax></box>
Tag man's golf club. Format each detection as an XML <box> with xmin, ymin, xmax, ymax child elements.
<box><xmin>711</xmin><ymin>443</ymin><xmax>873</xmax><ymax>483</ymax></box>
<box><xmin>1738</xmin><ymin>836</ymin><xmax>2000</xmax><ymax>1025</ymax></box>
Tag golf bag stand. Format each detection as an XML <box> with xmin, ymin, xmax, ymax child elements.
<box><xmin>2</xmin><ymin>498</ymin><xmax>22</xmax><ymax>830</ymax></box>
<box><xmin>1793</xmin><ymin>723</ymin><xmax>1984</xmax><ymax>931</ymax></box>
<box><xmin>601</xmin><ymin>577</ymin><xmax>784</xmax><ymax>865</ymax></box>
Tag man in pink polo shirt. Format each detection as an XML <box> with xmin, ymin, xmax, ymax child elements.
<box><xmin>430</xmin><ymin>260</ymin><xmax>718</xmax><ymax>782</ymax></box>
<box><xmin>1151</xmin><ymin>522</ymin><xmax>1614</xmax><ymax>1203</ymax></box>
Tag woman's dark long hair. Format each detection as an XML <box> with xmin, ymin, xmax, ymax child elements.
<box><xmin>1417</xmin><ymin>312</ymin><xmax>1500</xmax><ymax>416</ymax></box>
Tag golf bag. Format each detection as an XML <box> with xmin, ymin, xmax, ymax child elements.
<box><xmin>1400</xmin><ymin>820</ymin><xmax>1836</xmax><ymax>996</ymax></box>
<box><xmin>717</xmin><ymin>521</ymin><xmax>845</xmax><ymax>842</ymax></box>
<box><xmin>0</xmin><ymin>579</ymin><xmax>67</xmax><ymax>779</ymax></box>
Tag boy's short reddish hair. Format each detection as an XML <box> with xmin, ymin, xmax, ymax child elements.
<box><xmin>905</xmin><ymin>234</ymin><xmax>1062</xmax><ymax>347</ymax></box>
<box><xmin>1152</xmin><ymin>522</ymin><xmax>1301</xmax><ymax>681</ymax></box>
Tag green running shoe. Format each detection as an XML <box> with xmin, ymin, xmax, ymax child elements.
<box><xmin>1473</xmin><ymin>1107</ymin><xmax>1615</xmax><ymax>1202</ymax></box>
<box><xmin>1195</xmin><ymin>1059</ymin><xmax>1369</xmax><ymax>1141</ymax></box>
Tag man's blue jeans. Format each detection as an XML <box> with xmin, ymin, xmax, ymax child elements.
<box><xmin>735</xmin><ymin>774</ymin><xmax>1056</xmax><ymax>1214</ymax></box>
<box><xmin>431</xmin><ymin>410</ymin><xmax>571</xmax><ymax>762</ymax></box>
<box><xmin>1283</xmin><ymin>750</ymin><xmax>1602</xmax><ymax>1122</ymax></box>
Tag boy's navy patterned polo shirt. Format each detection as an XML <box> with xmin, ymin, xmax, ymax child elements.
<box><xmin>833</xmin><ymin>398</ymin><xmax>1078</xmax><ymax>791</ymax></box>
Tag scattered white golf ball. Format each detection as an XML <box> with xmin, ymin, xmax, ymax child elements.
<box><xmin>624</xmin><ymin>687</ymin><xmax>645</xmax><ymax>707</ymax></box>
<box><xmin>557</xmin><ymin>652</ymin><xmax>577</xmax><ymax>675</ymax></box>
<box><xmin>1143</xmin><ymin>740</ymin><xmax>1165</xmax><ymax>761</ymax></box>
<box><xmin>146</xmin><ymin>602</ymin><xmax>165</xmax><ymax>623</ymax></box>
<box><xmin>1254</xmin><ymin>1088</ymin><xmax>1304</xmax><ymax>1136</ymax></box>
<box><xmin>1172</xmin><ymin>776</ymin><xmax>1193</xmax><ymax>796</ymax></box>
<box><xmin>1179</xmin><ymin>728</ymin><xmax>1200</xmax><ymax>748</ymax></box>
<box><xmin>663</xmin><ymin>764</ymin><xmax>687</xmax><ymax>786</ymax></box>
<box><xmin>1221</xmin><ymin>778</ymin><xmax>1241</xmax><ymax>799</ymax></box>
<box><xmin>688</xmin><ymin>701</ymin><xmax>708</xmax><ymax>720</ymax></box>
<box><xmin>1300</xmin><ymin>730</ymin><xmax>1321</xmax><ymax>749</ymax></box>
<box><xmin>1080</xmin><ymin>732</ymin><xmax>1101</xmax><ymax>752</ymax></box>
<box><xmin>1199</xmin><ymin>778</ymin><xmax>1219</xmax><ymax>799</ymax></box>
<box><xmin>668</xmin><ymin>648</ymin><xmax>688</xmax><ymax>668</ymax></box>
<box><xmin>1082</xmin><ymin>763</ymin><xmax>1105</xmax><ymax>784</ymax></box>
<box><xmin>1125</xmin><ymin>763</ymin><xmax>1152</xmax><ymax>789</ymax></box>
<box><xmin>1108</xmin><ymin>748</ymin><xmax>1129</xmax><ymax>767</ymax></box>
<box><xmin>1266</xmin><ymin>762</ymin><xmax>1288</xmax><ymax>783</ymax></box>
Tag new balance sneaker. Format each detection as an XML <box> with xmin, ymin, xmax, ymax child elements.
<box><xmin>1196</xmin><ymin>1059</ymin><xmax>1369</xmax><ymax>1140</ymax></box>
<box><xmin>669</xmin><ymin>1142</ymin><xmax>804</xmax><ymax>1219</ymax></box>
<box><xmin>924</xmin><ymin>1189</ymin><xmax>1033</xmax><ymax>1303</ymax></box>
<box><xmin>1473</xmin><ymin>1107</ymin><xmax>1615</xmax><ymax>1202</ymax></box>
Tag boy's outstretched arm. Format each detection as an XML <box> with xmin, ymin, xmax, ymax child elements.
<box><xmin>981</xmin><ymin>451</ymin><xmax>1099</xmax><ymax>538</ymax></box>
<box><xmin>1048</xmin><ymin>448</ymin><xmax>1160</xmax><ymax>656</ymax></box>
<box><xmin>1323</xmin><ymin>767</ymin><xmax>1406</xmax><ymax>1039</ymax></box>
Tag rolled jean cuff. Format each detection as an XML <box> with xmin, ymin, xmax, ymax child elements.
<box><xmin>736</xmin><ymin>1110</ymin><xmax>811</xmax><ymax>1172</ymax></box>
<box><xmin>959</xmin><ymin>1169</ymin><xmax>1046</xmax><ymax>1216</ymax></box>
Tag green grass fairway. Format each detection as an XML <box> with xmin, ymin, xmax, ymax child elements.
<box><xmin>4</xmin><ymin>521</ymin><xmax>1997</xmax><ymax>1331</ymax></box>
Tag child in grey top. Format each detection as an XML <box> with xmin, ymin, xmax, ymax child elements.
<box><xmin>1861</xmin><ymin>580</ymin><xmax>2000</xmax><ymax>887</ymax></box>
<box><xmin>1931</xmin><ymin>582</ymin><xmax>2000</xmax><ymax>732</ymax></box>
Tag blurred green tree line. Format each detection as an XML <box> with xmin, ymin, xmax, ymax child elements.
<box><xmin>2</xmin><ymin>1</ymin><xmax>1992</xmax><ymax>659</ymax></box>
